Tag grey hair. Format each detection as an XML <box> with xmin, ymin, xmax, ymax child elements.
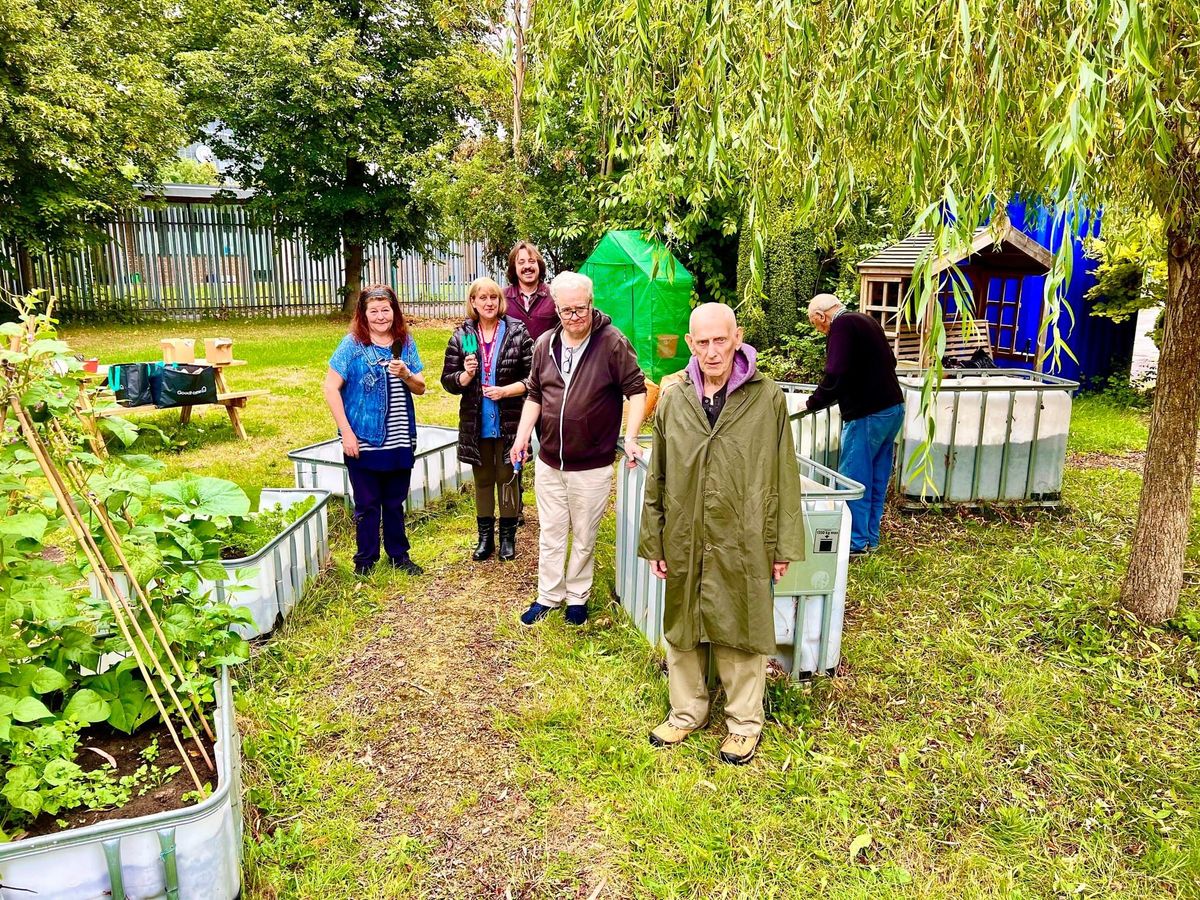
<box><xmin>549</xmin><ymin>270</ymin><xmax>594</xmax><ymax>302</ymax></box>
<box><xmin>808</xmin><ymin>293</ymin><xmax>842</xmax><ymax>315</ymax></box>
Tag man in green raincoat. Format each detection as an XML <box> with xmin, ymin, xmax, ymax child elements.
<box><xmin>638</xmin><ymin>303</ymin><xmax>805</xmax><ymax>765</ymax></box>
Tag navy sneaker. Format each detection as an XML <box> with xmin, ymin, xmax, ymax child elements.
<box><xmin>564</xmin><ymin>604</ymin><xmax>588</xmax><ymax>626</ymax></box>
<box><xmin>520</xmin><ymin>602</ymin><xmax>554</xmax><ymax>626</ymax></box>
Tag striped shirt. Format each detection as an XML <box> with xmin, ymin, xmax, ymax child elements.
<box><xmin>362</xmin><ymin>372</ymin><xmax>415</xmax><ymax>452</ymax></box>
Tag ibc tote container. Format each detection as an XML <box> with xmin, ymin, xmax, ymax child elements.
<box><xmin>614</xmin><ymin>437</ymin><xmax>863</xmax><ymax>678</ymax></box>
<box><xmin>776</xmin><ymin>373</ymin><xmax>1076</xmax><ymax>507</ymax></box>
<box><xmin>288</xmin><ymin>425</ymin><xmax>473</xmax><ymax>511</ymax></box>
<box><xmin>896</xmin><ymin>370</ymin><xmax>1076</xmax><ymax>506</ymax></box>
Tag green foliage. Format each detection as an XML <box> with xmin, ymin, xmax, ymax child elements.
<box><xmin>177</xmin><ymin>0</ymin><xmax>483</xmax><ymax>306</ymax></box>
<box><xmin>1084</xmin><ymin>216</ymin><xmax>1167</xmax><ymax>346</ymax></box>
<box><xmin>218</xmin><ymin>496</ymin><xmax>317</xmax><ymax>560</ymax></box>
<box><xmin>0</xmin><ymin>0</ymin><xmax>183</xmax><ymax>255</ymax></box>
<box><xmin>415</xmin><ymin>135</ymin><xmax>600</xmax><ymax>274</ymax></box>
<box><xmin>158</xmin><ymin>157</ymin><xmax>222</xmax><ymax>187</ymax></box>
<box><xmin>755</xmin><ymin>331</ymin><xmax>830</xmax><ymax>385</ymax></box>
<box><xmin>737</xmin><ymin>204</ymin><xmax>822</xmax><ymax>350</ymax></box>
<box><xmin>0</xmin><ymin>303</ymin><xmax>249</xmax><ymax>836</ymax></box>
<box><xmin>1084</xmin><ymin>370</ymin><xmax>1157</xmax><ymax>410</ymax></box>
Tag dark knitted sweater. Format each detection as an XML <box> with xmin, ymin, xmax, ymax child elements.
<box><xmin>805</xmin><ymin>310</ymin><xmax>903</xmax><ymax>421</ymax></box>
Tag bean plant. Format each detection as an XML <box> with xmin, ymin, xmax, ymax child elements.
<box><xmin>0</xmin><ymin>306</ymin><xmax>252</xmax><ymax>837</ymax></box>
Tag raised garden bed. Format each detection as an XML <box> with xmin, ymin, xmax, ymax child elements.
<box><xmin>778</xmin><ymin>372</ymin><xmax>1078</xmax><ymax>507</ymax></box>
<box><xmin>0</xmin><ymin>670</ymin><xmax>242</xmax><ymax>900</ymax></box>
<box><xmin>89</xmin><ymin>488</ymin><xmax>332</xmax><ymax>639</ymax></box>
<box><xmin>615</xmin><ymin>437</ymin><xmax>863</xmax><ymax>678</ymax></box>
<box><xmin>288</xmin><ymin>425</ymin><xmax>472</xmax><ymax>512</ymax></box>
<box><xmin>205</xmin><ymin>488</ymin><xmax>331</xmax><ymax>638</ymax></box>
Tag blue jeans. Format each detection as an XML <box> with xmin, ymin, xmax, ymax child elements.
<box><xmin>840</xmin><ymin>404</ymin><xmax>904</xmax><ymax>551</ymax></box>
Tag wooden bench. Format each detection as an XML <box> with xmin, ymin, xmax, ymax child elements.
<box><xmin>894</xmin><ymin>319</ymin><xmax>992</xmax><ymax>367</ymax></box>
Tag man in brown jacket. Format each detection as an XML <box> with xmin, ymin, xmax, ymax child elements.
<box><xmin>511</xmin><ymin>271</ymin><xmax>648</xmax><ymax>626</ymax></box>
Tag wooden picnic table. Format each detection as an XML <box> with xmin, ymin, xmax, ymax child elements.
<box><xmin>81</xmin><ymin>359</ymin><xmax>268</xmax><ymax>441</ymax></box>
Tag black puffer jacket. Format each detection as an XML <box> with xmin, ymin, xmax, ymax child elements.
<box><xmin>440</xmin><ymin>316</ymin><xmax>534</xmax><ymax>467</ymax></box>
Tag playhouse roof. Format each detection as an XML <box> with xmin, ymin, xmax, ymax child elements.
<box><xmin>858</xmin><ymin>220</ymin><xmax>1053</xmax><ymax>278</ymax></box>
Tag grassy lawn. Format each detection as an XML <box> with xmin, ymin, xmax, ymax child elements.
<box><xmin>61</xmin><ymin>318</ymin><xmax>1200</xmax><ymax>898</ymax></box>
<box><xmin>63</xmin><ymin>316</ymin><xmax>460</xmax><ymax>503</ymax></box>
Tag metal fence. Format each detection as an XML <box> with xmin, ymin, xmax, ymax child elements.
<box><xmin>1</xmin><ymin>201</ymin><xmax>504</xmax><ymax>322</ymax></box>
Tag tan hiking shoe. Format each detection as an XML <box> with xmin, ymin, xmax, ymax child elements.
<box><xmin>719</xmin><ymin>732</ymin><xmax>760</xmax><ymax>765</ymax></box>
<box><xmin>648</xmin><ymin>719</ymin><xmax>705</xmax><ymax>748</ymax></box>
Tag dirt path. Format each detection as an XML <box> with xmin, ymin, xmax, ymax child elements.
<box><xmin>324</xmin><ymin>510</ymin><xmax>623</xmax><ymax>899</ymax></box>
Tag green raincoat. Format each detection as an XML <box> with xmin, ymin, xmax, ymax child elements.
<box><xmin>637</xmin><ymin>354</ymin><xmax>805</xmax><ymax>656</ymax></box>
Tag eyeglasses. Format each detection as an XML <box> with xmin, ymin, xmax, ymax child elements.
<box><xmin>557</xmin><ymin>305</ymin><xmax>590</xmax><ymax>320</ymax></box>
<box><xmin>563</xmin><ymin>345</ymin><xmax>578</xmax><ymax>374</ymax></box>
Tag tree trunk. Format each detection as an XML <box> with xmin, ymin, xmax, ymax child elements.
<box><xmin>341</xmin><ymin>241</ymin><xmax>364</xmax><ymax>316</ymax></box>
<box><xmin>1120</xmin><ymin>226</ymin><xmax>1200</xmax><ymax>623</ymax></box>
<box><xmin>512</xmin><ymin>0</ymin><xmax>534</xmax><ymax>164</ymax></box>
<box><xmin>16</xmin><ymin>242</ymin><xmax>36</xmax><ymax>296</ymax></box>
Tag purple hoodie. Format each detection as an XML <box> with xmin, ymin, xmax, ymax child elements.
<box><xmin>685</xmin><ymin>343</ymin><xmax>758</xmax><ymax>402</ymax></box>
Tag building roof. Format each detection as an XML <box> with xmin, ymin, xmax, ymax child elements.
<box><xmin>858</xmin><ymin>220</ymin><xmax>1053</xmax><ymax>277</ymax></box>
<box><xmin>139</xmin><ymin>183</ymin><xmax>255</xmax><ymax>203</ymax></box>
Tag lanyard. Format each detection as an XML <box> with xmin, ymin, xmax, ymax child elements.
<box><xmin>479</xmin><ymin>325</ymin><xmax>498</xmax><ymax>381</ymax></box>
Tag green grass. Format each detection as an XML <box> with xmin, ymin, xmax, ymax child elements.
<box><xmin>1069</xmin><ymin>395</ymin><xmax>1150</xmax><ymax>455</ymax></box>
<box><xmin>235</xmin><ymin>504</ymin><xmax>468</xmax><ymax>898</ymax></box>
<box><xmin>505</xmin><ymin>467</ymin><xmax>1200</xmax><ymax>898</ymax></box>
<box><xmin>56</xmin><ymin>317</ymin><xmax>1200</xmax><ymax>897</ymax></box>
<box><xmin>63</xmin><ymin>316</ymin><xmax>459</xmax><ymax>503</ymax></box>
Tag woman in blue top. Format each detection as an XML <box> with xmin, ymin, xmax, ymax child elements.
<box><xmin>323</xmin><ymin>284</ymin><xmax>426</xmax><ymax>577</ymax></box>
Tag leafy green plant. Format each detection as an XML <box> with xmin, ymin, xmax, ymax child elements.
<box><xmin>0</xmin><ymin>303</ymin><xmax>251</xmax><ymax>836</ymax></box>
<box><xmin>217</xmin><ymin>496</ymin><xmax>317</xmax><ymax>560</ymax></box>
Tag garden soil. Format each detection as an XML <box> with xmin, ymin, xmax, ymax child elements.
<box><xmin>21</xmin><ymin>719</ymin><xmax>215</xmax><ymax>838</ymax></box>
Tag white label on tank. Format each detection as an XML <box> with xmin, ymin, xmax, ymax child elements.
<box><xmin>814</xmin><ymin>528</ymin><xmax>839</xmax><ymax>553</ymax></box>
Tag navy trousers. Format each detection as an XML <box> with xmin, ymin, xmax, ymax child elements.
<box><xmin>345</xmin><ymin>460</ymin><xmax>413</xmax><ymax>567</ymax></box>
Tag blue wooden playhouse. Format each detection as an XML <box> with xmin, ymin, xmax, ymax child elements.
<box><xmin>856</xmin><ymin>202</ymin><xmax>1135</xmax><ymax>387</ymax></box>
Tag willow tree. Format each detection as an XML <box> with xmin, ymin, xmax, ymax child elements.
<box><xmin>537</xmin><ymin>0</ymin><xmax>1197</xmax><ymax>623</ymax></box>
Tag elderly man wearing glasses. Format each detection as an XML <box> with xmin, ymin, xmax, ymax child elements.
<box><xmin>511</xmin><ymin>271</ymin><xmax>648</xmax><ymax>626</ymax></box>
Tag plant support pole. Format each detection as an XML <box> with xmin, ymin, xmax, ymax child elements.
<box><xmin>51</xmin><ymin>420</ymin><xmax>217</xmax><ymax>748</ymax></box>
<box><xmin>8</xmin><ymin>399</ymin><xmax>206</xmax><ymax>791</ymax></box>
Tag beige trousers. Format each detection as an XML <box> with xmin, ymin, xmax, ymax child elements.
<box><xmin>534</xmin><ymin>458</ymin><xmax>614</xmax><ymax>607</ymax></box>
<box><xmin>665</xmin><ymin>642</ymin><xmax>767</xmax><ymax>738</ymax></box>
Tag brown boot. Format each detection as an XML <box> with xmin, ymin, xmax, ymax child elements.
<box><xmin>648</xmin><ymin>719</ymin><xmax>705</xmax><ymax>748</ymax></box>
<box><xmin>718</xmin><ymin>732</ymin><xmax>760</xmax><ymax>765</ymax></box>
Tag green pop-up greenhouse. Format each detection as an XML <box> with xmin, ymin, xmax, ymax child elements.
<box><xmin>580</xmin><ymin>230</ymin><xmax>694</xmax><ymax>382</ymax></box>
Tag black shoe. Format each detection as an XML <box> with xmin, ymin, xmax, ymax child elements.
<box><xmin>354</xmin><ymin>562</ymin><xmax>375</xmax><ymax>577</ymax></box>
<box><xmin>389</xmin><ymin>556</ymin><xmax>424</xmax><ymax>576</ymax></box>
<box><xmin>517</xmin><ymin>513</ymin><xmax>525</xmax><ymax>528</ymax></box>
<box><xmin>498</xmin><ymin>518</ymin><xmax>518</xmax><ymax>561</ymax></box>
<box><xmin>472</xmin><ymin>517</ymin><xmax>495</xmax><ymax>562</ymax></box>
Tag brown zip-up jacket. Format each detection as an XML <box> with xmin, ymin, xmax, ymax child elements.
<box><xmin>526</xmin><ymin>309</ymin><xmax>646</xmax><ymax>472</ymax></box>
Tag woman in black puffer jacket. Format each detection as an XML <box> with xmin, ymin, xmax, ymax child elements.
<box><xmin>441</xmin><ymin>277</ymin><xmax>534</xmax><ymax>562</ymax></box>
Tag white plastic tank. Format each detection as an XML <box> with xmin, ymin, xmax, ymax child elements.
<box><xmin>289</xmin><ymin>425</ymin><xmax>472</xmax><ymax>511</ymax></box>
<box><xmin>614</xmin><ymin>442</ymin><xmax>862</xmax><ymax>678</ymax></box>
<box><xmin>897</xmin><ymin>371</ymin><xmax>1075</xmax><ymax>504</ymax></box>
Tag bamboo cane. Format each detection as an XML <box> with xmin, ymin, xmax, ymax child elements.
<box><xmin>50</xmin><ymin>419</ymin><xmax>217</xmax><ymax>748</ymax></box>
<box><xmin>9</xmin><ymin>399</ymin><xmax>207</xmax><ymax>790</ymax></box>
<box><xmin>28</xmin><ymin>412</ymin><xmax>214</xmax><ymax>773</ymax></box>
